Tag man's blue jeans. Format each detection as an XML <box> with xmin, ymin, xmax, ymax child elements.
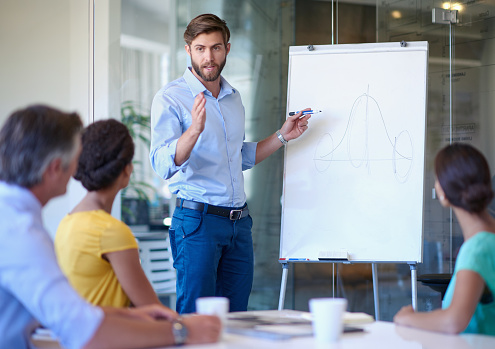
<box><xmin>169</xmin><ymin>202</ymin><xmax>254</xmax><ymax>314</ymax></box>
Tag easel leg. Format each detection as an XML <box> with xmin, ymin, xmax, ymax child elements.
<box><xmin>372</xmin><ymin>263</ymin><xmax>380</xmax><ymax>321</ymax></box>
<box><xmin>409</xmin><ymin>263</ymin><xmax>417</xmax><ymax>310</ymax></box>
<box><xmin>332</xmin><ymin>263</ymin><xmax>335</xmax><ymax>297</ymax></box>
<box><xmin>278</xmin><ymin>262</ymin><xmax>289</xmax><ymax>310</ymax></box>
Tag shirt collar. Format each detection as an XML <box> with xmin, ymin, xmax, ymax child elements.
<box><xmin>0</xmin><ymin>181</ymin><xmax>42</xmax><ymax>213</ymax></box>
<box><xmin>183</xmin><ymin>67</ymin><xmax>235</xmax><ymax>100</ymax></box>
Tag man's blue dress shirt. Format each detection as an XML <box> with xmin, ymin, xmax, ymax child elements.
<box><xmin>150</xmin><ymin>68</ymin><xmax>257</xmax><ymax>207</ymax></box>
<box><xmin>0</xmin><ymin>181</ymin><xmax>103</xmax><ymax>349</ymax></box>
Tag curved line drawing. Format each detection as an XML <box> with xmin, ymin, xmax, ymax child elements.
<box><xmin>313</xmin><ymin>133</ymin><xmax>334</xmax><ymax>173</ymax></box>
<box><xmin>392</xmin><ymin>130</ymin><xmax>414</xmax><ymax>182</ymax></box>
<box><xmin>313</xmin><ymin>86</ymin><xmax>413</xmax><ymax>183</ymax></box>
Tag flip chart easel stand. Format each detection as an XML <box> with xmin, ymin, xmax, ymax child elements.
<box><xmin>277</xmin><ymin>260</ymin><xmax>418</xmax><ymax>320</ymax></box>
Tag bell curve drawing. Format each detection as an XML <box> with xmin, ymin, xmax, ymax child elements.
<box><xmin>280</xmin><ymin>42</ymin><xmax>428</xmax><ymax>263</ymax></box>
<box><xmin>313</xmin><ymin>85</ymin><xmax>414</xmax><ymax>184</ymax></box>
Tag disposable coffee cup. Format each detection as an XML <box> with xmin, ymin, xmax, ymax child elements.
<box><xmin>309</xmin><ymin>298</ymin><xmax>347</xmax><ymax>342</ymax></box>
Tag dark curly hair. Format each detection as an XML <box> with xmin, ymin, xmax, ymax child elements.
<box><xmin>74</xmin><ymin>119</ymin><xmax>134</xmax><ymax>191</ymax></box>
<box><xmin>435</xmin><ymin>143</ymin><xmax>493</xmax><ymax>213</ymax></box>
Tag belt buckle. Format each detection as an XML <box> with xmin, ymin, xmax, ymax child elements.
<box><xmin>229</xmin><ymin>209</ymin><xmax>242</xmax><ymax>220</ymax></box>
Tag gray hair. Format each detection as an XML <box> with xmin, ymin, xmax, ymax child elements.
<box><xmin>0</xmin><ymin>105</ymin><xmax>83</xmax><ymax>188</ymax></box>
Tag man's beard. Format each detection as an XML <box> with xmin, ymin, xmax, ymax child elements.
<box><xmin>191</xmin><ymin>56</ymin><xmax>227</xmax><ymax>82</ymax></box>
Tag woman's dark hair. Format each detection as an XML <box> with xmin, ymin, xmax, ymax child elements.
<box><xmin>435</xmin><ymin>143</ymin><xmax>493</xmax><ymax>213</ymax></box>
<box><xmin>184</xmin><ymin>13</ymin><xmax>230</xmax><ymax>47</ymax></box>
<box><xmin>74</xmin><ymin>119</ymin><xmax>134</xmax><ymax>191</ymax></box>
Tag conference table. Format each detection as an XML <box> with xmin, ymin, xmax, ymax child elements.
<box><xmin>172</xmin><ymin>321</ymin><xmax>495</xmax><ymax>349</ymax></box>
<box><xmin>32</xmin><ymin>311</ymin><xmax>495</xmax><ymax>349</ymax></box>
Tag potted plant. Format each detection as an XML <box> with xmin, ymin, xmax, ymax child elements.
<box><xmin>120</xmin><ymin>101</ymin><xmax>156</xmax><ymax>226</ymax></box>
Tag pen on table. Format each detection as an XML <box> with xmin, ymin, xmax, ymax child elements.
<box><xmin>288</xmin><ymin>258</ymin><xmax>310</xmax><ymax>261</ymax></box>
<box><xmin>289</xmin><ymin>109</ymin><xmax>322</xmax><ymax>117</ymax></box>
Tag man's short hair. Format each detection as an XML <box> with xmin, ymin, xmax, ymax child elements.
<box><xmin>0</xmin><ymin>104</ymin><xmax>83</xmax><ymax>188</ymax></box>
<box><xmin>184</xmin><ymin>13</ymin><xmax>230</xmax><ymax>47</ymax></box>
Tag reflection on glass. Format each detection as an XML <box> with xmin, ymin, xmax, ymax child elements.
<box><xmin>377</xmin><ymin>0</ymin><xmax>495</xmax><ymax>319</ymax></box>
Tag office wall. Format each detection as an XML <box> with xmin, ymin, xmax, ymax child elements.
<box><xmin>0</xmin><ymin>0</ymin><xmax>91</xmax><ymax>237</ymax></box>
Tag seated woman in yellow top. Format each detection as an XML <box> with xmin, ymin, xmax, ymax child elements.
<box><xmin>55</xmin><ymin>119</ymin><xmax>167</xmax><ymax>309</ymax></box>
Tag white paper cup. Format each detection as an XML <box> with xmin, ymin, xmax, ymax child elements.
<box><xmin>309</xmin><ymin>298</ymin><xmax>347</xmax><ymax>342</ymax></box>
<box><xmin>195</xmin><ymin>297</ymin><xmax>229</xmax><ymax>327</ymax></box>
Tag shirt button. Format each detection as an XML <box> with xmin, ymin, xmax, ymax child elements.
<box><xmin>233</xmin><ymin>178</ymin><xmax>236</xmax><ymax>182</ymax></box>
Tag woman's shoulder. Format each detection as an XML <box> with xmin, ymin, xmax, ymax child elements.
<box><xmin>90</xmin><ymin>210</ymin><xmax>132</xmax><ymax>230</ymax></box>
<box><xmin>63</xmin><ymin>210</ymin><xmax>129</xmax><ymax>231</ymax></box>
<box><xmin>473</xmin><ymin>231</ymin><xmax>495</xmax><ymax>243</ymax></box>
<box><xmin>462</xmin><ymin>232</ymin><xmax>495</xmax><ymax>253</ymax></box>
<box><xmin>458</xmin><ymin>232</ymin><xmax>495</xmax><ymax>269</ymax></box>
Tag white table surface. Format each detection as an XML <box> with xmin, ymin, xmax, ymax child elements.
<box><xmin>32</xmin><ymin>315</ymin><xmax>495</xmax><ymax>349</ymax></box>
<box><xmin>165</xmin><ymin>321</ymin><xmax>495</xmax><ymax>349</ymax></box>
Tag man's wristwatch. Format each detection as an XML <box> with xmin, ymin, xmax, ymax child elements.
<box><xmin>171</xmin><ymin>319</ymin><xmax>188</xmax><ymax>346</ymax></box>
<box><xmin>276</xmin><ymin>130</ymin><xmax>288</xmax><ymax>145</ymax></box>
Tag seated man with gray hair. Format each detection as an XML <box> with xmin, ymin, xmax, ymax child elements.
<box><xmin>0</xmin><ymin>104</ymin><xmax>220</xmax><ymax>349</ymax></box>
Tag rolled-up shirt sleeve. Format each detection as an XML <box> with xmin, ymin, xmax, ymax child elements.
<box><xmin>241</xmin><ymin>141</ymin><xmax>257</xmax><ymax>171</ymax></box>
<box><xmin>150</xmin><ymin>92</ymin><xmax>190</xmax><ymax>180</ymax></box>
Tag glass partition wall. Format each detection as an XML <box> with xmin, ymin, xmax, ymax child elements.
<box><xmin>3</xmin><ymin>0</ymin><xmax>495</xmax><ymax>320</ymax></box>
<box><xmin>95</xmin><ymin>0</ymin><xmax>296</xmax><ymax>310</ymax></box>
<box><xmin>375</xmin><ymin>0</ymin><xmax>495</xmax><ymax>319</ymax></box>
<box><xmin>290</xmin><ymin>0</ymin><xmax>495</xmax><ymax>320</ymax></box>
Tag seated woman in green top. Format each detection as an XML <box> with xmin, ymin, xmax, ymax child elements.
<box><xmin>55</xmin><ymin>119</ymin><xmax>172</xmax><ymax>312</ymax></box>
<box><xmin>394</xmin><ymin>143</ymin><xmax>495</xmax><ymax>335</ymax></box>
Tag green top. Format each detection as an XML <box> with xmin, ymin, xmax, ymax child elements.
<box><xmin>443</xmin><ymin>232</ymin><xmax>495</xmax><ymax>335</ymax></box>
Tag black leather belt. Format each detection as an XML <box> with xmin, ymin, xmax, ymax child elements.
<box><xmin>176</xmin><ymin>198</ymin><xmax>249</xmax><ymax>221</ymax></box>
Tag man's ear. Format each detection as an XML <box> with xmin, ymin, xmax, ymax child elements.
<box><xmin>226</xmin><ymin>42</ymin><xmax>231</xmax><ymax>55</ymax></box>
<box><xmin>185</xmin><ymin>44</ymin><xmax>191</xmax><ymax>57</ymax></box>
<box><xmin>41</xmin><ymin>158</ymin><xmax>62</xmax><ymax>185</ymax></box>
<box><xmin>46</xmin><ymin>158</ymin><xmax>62</xmax><ymax>176</ymax></box>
